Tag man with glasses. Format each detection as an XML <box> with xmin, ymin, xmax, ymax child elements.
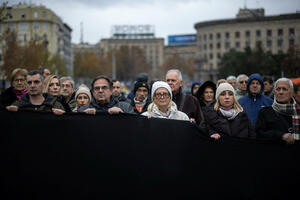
<box><xmin>59</xmin><ymin>76</ymin><xmax>76</xmax><ymax>112</ymax></box>
<box><xmin>78</xmin><ymin>75</ymin><xmax>134</xmax><ymax>115</ymax></box>
<box><xmin>238</xmin><ymin>73</ymin><xmax>273</xmax><ymax>126</ymax></box>
<box><xmin>235</xmin><ymin>74</ymin><xmax>248</xmax><ymax>100</ymax></box>
<box><xmin>6</xmin><ymin>70</ymin><xmax>65</xmax><ymax>115</ymax></box>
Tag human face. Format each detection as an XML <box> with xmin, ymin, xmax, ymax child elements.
<box><xmin>112</xmin><ymin>81</ymin><xmax>121</xmax><ymax>97</ymax></box>
<box><xmin>26</xmin><ymin>74</ymin><xmax>43</xmax><ymax>96</ymax></box>
<box><xmin>203</xmin><ymin>87</ymin><xmax>214</xmax><ymax>103</ymax></box>
<box><xmin>76</xmin><ymin>93</ymin><xmax>90</xmax><ymax>108</ymax></box>
<box><xmin>92</xmin><ymin>78</ymin><xmax>112</xmax><ymax>104</ymax></box>
<box><xmin>43</xmin><ymin>69</ymin><xmax>50</xmax><ymax>78</ymax></box>
<box><xmin>12</xmin><ymin>74</ymin><xmax>27</xmax><ymax>91</ymax></box>
<box><xmin>294</xmin><ymin>87</ymin><xmax>300</xmax><ymax>104</ymax></box>
<box><xmin>166</xmin><ymin>71</ymin><xmax>183</xmax><ymax>94</ymax></box>
<box><xmin>135</xmin><ymin>87</ymin><xmax>148</xmax><ymax>102</ymax></box>
<box><xmin>48</xmin><ymin>77</ymin><xmax>60</xmax><ymax>97</ymax></box>
<box><xmin>228</xmin><ymin>80</ymin><xmax>237</xmax><ymax>89</ymax></box>
<box><xmin>192</xmin><ymin>84</ymin><xmax>200</xmax><ymax>95</ymax></box>
<box><xmin>153</xmin><ymin>88</ymin><xmax>171</xmax><ymax>111</ymax></box>
<box><xmin>60</xmin><ymin>80</ymin><xmax>74</xmax><ymax>98</ymax></box>
<box><xmin>238</xmin><ymin>77</ymin><xmax>248</xmax><ymax>91</ymax></box>
<box><xmin>249</xmin><ymin>79</ymin><xmax>261</xmax><ymax>96</ymax></box>
<box><xmin>218</xmin><ymin>90</ymin><xmax>234</xmax><ymax>109</ymax></box>
<box><xmin>264</xmin><ymin>81</ymin><xmax>273</xmax><ymax>93</ymax></box>
<box><xmin>274</xmin><ymin>81</ymin><xmax>292</xmax><ymax>104</ymax></box>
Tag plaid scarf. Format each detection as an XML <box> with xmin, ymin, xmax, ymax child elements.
<box><xmin>272</xmin><ymin>98</ymin><xmax>299</xmax><ymax>140</ymax></box>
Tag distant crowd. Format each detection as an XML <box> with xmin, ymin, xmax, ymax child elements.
<box><xmin>0</xmin><ymin>67</ymin><xmax>300</xmax><ymax>145</ymax></box>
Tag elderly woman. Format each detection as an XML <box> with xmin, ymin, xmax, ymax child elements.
<box><xmin>196</xmin><ymin>80</ymin><xmax>216</xmax><ymax>109</ymax></box>
<box><xmin>43</xmin><ymin>75</ymin><xmax>61</xmax><ymax>97</ymax></box>
<box><xmin>203</xmin><ymin>82</ymin><xmax>255</xmax><ymax>140</ymax></box>
<box><xmin>0</xmin><ymin>68</ymin><xmax>28</xmax><ymax>108</ymax></box>
<box><xmin>142</xmin><ymin>81</ymin><xmax>189</xmax><ymax>121</ymax></box>
<box><xmin>73</xmin><ymin>84</ymin><xmax>92</xmax><ymax>112</ymax></box>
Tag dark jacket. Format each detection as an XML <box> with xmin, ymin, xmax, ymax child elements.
<box><xmin>78</xmin><ymin>96</ymin><xmax>135</xmax><ymax>114</ymax></box>
<box><xmin>0</xmin><ymin>87</ymin><xmax>20</xmax><ymax>108</ymax></box>
<box><xmin>255</xmin><ymin>106</ymin><xmax>292</xmax><ymax>139</ymax></box>
<box><xmin>57</xmin><ymin>92</ymin><xmax>76</xmax><ymax>113</ymax></box>
<box><xmin>238</xmin><ymin>73</ymin><xmax>273</xmax><ymax>125</ymax></box>
<box><xmin>130</xmin><ymin>98</ymin><xmax>151</xmax><ymax>115</ymax></box>
<box><xmin>203</xmin><ymin>107</ymin><xmax>256</xmax><ymax>138</ymax></box>
<box><xmin>12</xmin><ymin>93</ymin><xmax>65</xmax><ymax>112</ymax></box>
<box><xmin>196</xmin><ymin>81</ymin><xmax>216</xmax><ymax>109</ymax></box>
<box><xmin>173</xmin><ymin>88</ymin><xmax>203</xmax><ymax>125</ymax></box>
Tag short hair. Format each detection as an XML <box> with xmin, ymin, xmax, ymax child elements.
<box><xmin>43</xmin><ymin>74</ymin><xmax>59</xmax><ymax>93</ymax></box>
<box><xmin>274</xmin><ymin>78</ymin><xmax>293</xmax><ymax>91</ymax></box>
<box><xmin>226</xmin><ymin>75</ymin><xmax>236</xmax><ymax>81</ymax></box>
<box><xmin>236</xmin><ymin>74</ymin><xmax>248</xmax><ymax>83</ymax></box>
<box><xmin>10</xmin><ymin>68</ymin><xmax>28</xmax><ymax>83</ymax></box>
<box><xmin>166</xmin><ymin>69</ymin><xmax>183</xmax><ymax>80</ymax></box>
<box><xmin>27</xmin><ymin>70</ymin><xmax>44</xmax><ymax>82</ymax></box>
<box><xmin>263</xmin><ymin>76</ymin><xmax>274</xmax><ymax>84</ymax></box>
<box><xmin>60</xmin><ymin>76</ymin><xmax>75</xmax><ymax>88</ymax></box>
<box><xmin>91</xmin><ymin>75</ymin><xmax>113</xmax><ymax>90</ymax></box>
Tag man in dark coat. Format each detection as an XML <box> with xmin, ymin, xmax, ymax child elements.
<box><xmin>256</xmin><ymin>78</ymin><xmax>299</xmax><ymax>145</ymax></box>
<box><xmin>78</xmin><ymin>75</ymin><xmax>134</xmax><ymax>115</ymax></box>
<box><xmin>165</xmin><ymin>69</ymin><xmax>203</xmax><ymax>125</ymax></box>
<box><xmin>130</xmin><ymin>81</ymin><xmax>151</xmax><ymax>114</ymax></box>
<box><xmin>112</xmin><ymin>79</ymin><xmax>129</xmax><ymax>102</ymax></box>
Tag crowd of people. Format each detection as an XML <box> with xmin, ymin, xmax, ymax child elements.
<box><xmin>0</xmin><ymin>67</ymin><xmax>300</xmax><ymax>145</ymax></box>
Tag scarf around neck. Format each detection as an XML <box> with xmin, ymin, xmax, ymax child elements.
<box><xmin>13</xmin><ymin>88</ymin><xmax>28</xmax><ymax>99</ymax></box>
<box><xmin>219</xmin><ymin>107</ymin><xmax>241</xmax><ymax>120</ymax></box>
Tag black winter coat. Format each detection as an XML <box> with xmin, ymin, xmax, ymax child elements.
<box><xmin>0</xmin><ymin>87</ymin><xmax>19</xmax><ymax>108</ymax></box>
<box><xmin>203</xmin><ymin>107</ymin><xmax>256</xmax><ymax>138</ymax></box>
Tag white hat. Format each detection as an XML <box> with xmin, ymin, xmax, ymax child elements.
<box><xmin>75</xmin><ymin>84</ymin><xmax>92</xmax><ymax>101</ymax></box>
<box><xmin>215</xmin><ymin>82</ymin><xmax>235</xmax><ymax>100</ymax></box>
<box><xmin>151</xmin><ymin>81</ymin><xmax>172</xmax><ymax>100</ymax></box>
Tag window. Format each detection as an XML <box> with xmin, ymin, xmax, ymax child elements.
<box><xmin>217</xmin><ymin>42</ymin><xmax>221</xmax><ymax>49</ymax></box>
<box><xmin>33</xmin><ymin>22</ymin><xmax>39</xmax><ymax>30</ymax></box>
<box><xmin>209</xmin><ymin>53</ymin><xmax>213</xmax><ymax>59</ymax></box>
<box><xmin>235</xmin><ymin>31</ymin><xmax>240</xmax><ymax>38</ymax></box>
<box><xmin>21</xmin><ymin>12</ymin><xmax>25</xmax><ymax>19</ymax></box>
<box><xmin>278</xmin><ymin>29</ymin><xmax>283</xmax><ymax>36</ymax></box>
<box><xmin>267</xmin><ymin>29</ymin><xmax>272</xmax><ymax>37</ymax></box>
<box><xmin>289</xmin><ymin>39</ymin><xmax>295</xmax><ymax>46</ymax></box>
<box><xmin>225</xmin><ymin>42</ymin><xmax>230</xmax><ymax>49</ymax></box>
<box><xmin>217</xmin><ymin>53</ymin><xmax>221</xmax><ymax>59</ymax></box>
<box><xmin>203</xmin><ymin>44</ymin><xmax>207</xmax><ymax>50</ymax></box>
<box><xmin>216</xmin><ymin>33</ymin><xmax>221</xmax><ymax>39</ymax></box>
<box><xmin>209</xmin><ymin>33</ymin><xmax>213</xmax><ymax>40</ymax></box>
<box><xmin>34</xmin><ymin>33</ymin><xmax>39</xmax><ymax>40</ymax></box>
<box><xmin>209</xmin><ymin>43</ymin><xmax>213</xmax><ymax>50</ymax></box>
<box><xmin>34</xmin><ymin>11</ymin><xmax>38</xmax><ymax>18</ymax></box>
<box><xmin>277</xmin><ymin>39</ymin><xmax>283</xmax><ymax>47</ymax></box>
<box><xmin>42</xmin><ymin>23</ymin><xmax>48</xmax><ymax>30</ymax></box>
<box><xmin>245</xmin><ymin>31</ymin><xmax>250</xmax><ymax>38</ymax></box>
<box><xmin>203</xmin><ymin>34</ymin><xmax>207</xmax><ymax>41</ymax></box>
<box><xmin>256</xmin><ymin>30</ymin><xmax>261</xmax><ymax>37</ymax></box>
<box><xmin>42</xmin><ymin>11</ymin><xmax>47</xmax><ymax>18</ymax></box>
<box><xmin>19</xmin><ymin>23</ymin><xmax>27</xmax><ymax>31</ymax></box>
<box><xmin>235</xmin><ymin>42</ymin><xmax>240</xmax><ymax>48</ymax></box>
<box><xmin>267</xmin><ymin>40</ymin><xmax>272</xmax><ymax>48</ymax></box>
<box><xmin>225</xmin><ymin>32</ymin><xmax>230</xmax><ymax>39</ymax></box>
<box><xmin>8</xmin><ymin>23</ymin><xmax>16</xmax><ymax>30</ymax></box>
<box><xmin>245</xmin><ymin>41</ymin><xmax>250</xmax><ymax>47</ymax></box>
<box><xmin>198</xmin><ymin>35</ymin><xmax>202</xmax><ymax>41</ymax></box>
<box><xmin>289</xmin><ymin>28</ymin><xmax>295</xmax><ymax>36</ymax></box>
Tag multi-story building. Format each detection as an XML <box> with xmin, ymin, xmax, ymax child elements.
<box><xmin>0</xmin><ymin>2</ymin><xmax>73</xmax><ymax>76</ymax></box>
<box><xmin>98</xmin><ymin>25</ymin><xmax>164</xmax><ymax>79</ymax></box>
<box><xmin>194</xmin><ymin>8</ymin><xmax>300</xmax><ymax>82</ymax></box>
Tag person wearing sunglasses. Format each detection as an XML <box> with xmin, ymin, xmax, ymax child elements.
<box><xmin>235</xmin><ymin>74</ymin><xmax>248</xmax><ymax>100</ymax></box>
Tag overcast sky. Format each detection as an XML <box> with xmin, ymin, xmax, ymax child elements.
<box><xmin>5</xmin><ymin>0</ymin><xmax>300</xmax><ymax>44</ymax></box>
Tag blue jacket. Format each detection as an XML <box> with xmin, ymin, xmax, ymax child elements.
<box><xmin>238</xmin><ymin>73</ymin><xmax>273</xmax><ymax>126</ymax></box>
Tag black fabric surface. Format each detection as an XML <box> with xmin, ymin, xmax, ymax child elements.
<box><xmin>0</xmin><ymin>110</ymin><xmax>299</xmax><ymax>200</ymax></box>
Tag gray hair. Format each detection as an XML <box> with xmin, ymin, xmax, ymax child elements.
<box><xmin>166</xmin><ymin>69</ymin><xmax>183</xmax><ymax>80</ymax></box>
<box><xmin>236</xmin><ymin>74</ymin><xmax>248</xmax><ymax>83</ymax></box>
<box><xmin>275</xmin><ymin>78</ymin><xmax>294</xmax><ymax>90</ymax></box>
<box><xmin>60</xmin><ymin>76</ymin><xmax>75</xmax><ymax>88</ymax></box>
<box><xmin>226</xmin><ymin>75</ymin><xmax>236</xmax><ymax>81</ymax></box>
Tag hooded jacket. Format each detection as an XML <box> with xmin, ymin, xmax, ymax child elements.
<box><xmin>238</xmin><ymin>73</ymin><xmax>273</xmax><ymax>125</ymax></box>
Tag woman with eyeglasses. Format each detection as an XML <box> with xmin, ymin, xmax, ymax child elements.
<box><xmin>203</xmin><ymin>82</ymin><xmax>255</xmax><ymax>140</ymax></box>
<box><xmin>142</xmin><ymin>81</ymin><xmax>189</xmax><ymax>121</ymax></box>
<box><xmin>0</xmin><ymin>68</ymin><xmax>28</xmax><ymax>109</ymax></box>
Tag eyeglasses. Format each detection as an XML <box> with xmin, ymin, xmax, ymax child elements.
<box><xmin>94</xmin><ymin>86</ymin><xmax>109</xmax><ymax>91</ymax></box>
<box><xmin>14</xmin><ymin>78</ymin><xmax>25</xmax><ymax>83</ymax></box>
<box><xmin>239</xmin><ymin>81</ymin><xmax>247</xmax><ymax>84</ymax></box>
<box><xmin>154</xmin><ymin>92</ymin><xmax>170</xmax><ymax>98</ymax></box>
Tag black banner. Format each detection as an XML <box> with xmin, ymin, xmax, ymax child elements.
<box><xmin>0</xmin><ymin>110</ymin><xmax>299</xmax><ymax>199</ymax></box>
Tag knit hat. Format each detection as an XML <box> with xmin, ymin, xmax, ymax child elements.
<box><xmin>134</xmin><ymin>81</ymin><xmax>149</xmax><ymax>94</ymax></box>
<box><xmin>215</xmin><ymin>82</ymin><xmax>235</xmax><ymax>100</ymax></box>
<box><xmin>75</xmin><ymin>84</ymin><xmax>92</xmax><ymax>101</ymax></box>
<box><xmin>151</xmin><ymin>81</ymin><xmax>172</xmax><ymax>100</ymax></box>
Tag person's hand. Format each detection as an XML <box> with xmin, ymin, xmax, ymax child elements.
<box><xmin>145</xmin><ymin>113</ymin><xmax>152</xmax><ymax>119</ymax></box>
<box><xmin>282</xmin><ymin>133</ymin><xmax>295</xmax><ymax>145</ymax></box>
<box><xmin>189</xmin><ymin>118</ymin><xmax>195</xmax><ymax>123</ymax></box>
<box><xmin>108</xmin><ymin>107</ymin><xmax>123</xmax><ymax>115</ymax></box>
<box><xmin>6</xmin><ymin>105</ymin><xmax>18</xmax><ymax>112</ymax></box>
<box><xmin>210</xmin><ymin>133</ymin><xmax>221</xmax><ymax>140</ymax></box>
<box><xmin>52</xmin><ymin>108</ymin><xmax>65</xmax><ymax>116</ymax></box>
<box><xmin>84</xmin><ymin>108</ymin><xmax>96</xmax><ymax>115</ymax></box>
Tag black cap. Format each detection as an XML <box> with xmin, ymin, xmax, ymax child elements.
<box><xmin>134</xmin><ymin>81</ymin><xmax>149</xmax><ymax>94</ymax></box>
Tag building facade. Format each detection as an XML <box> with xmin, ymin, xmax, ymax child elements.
<box><xmin>194</xmin><ymin>8</ymin><xmax>300</xmax><ymax>82</ymax></box>
<box><xmin>0</xmin><ymin>3</ymin><xmax>73</xmax><ymax>76</ymax></box>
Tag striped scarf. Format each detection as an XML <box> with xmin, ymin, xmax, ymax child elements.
<box><xmin>272</xmin><ymin>98</ymin><xmax>299</xmax><ymax>140</ymax></box>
